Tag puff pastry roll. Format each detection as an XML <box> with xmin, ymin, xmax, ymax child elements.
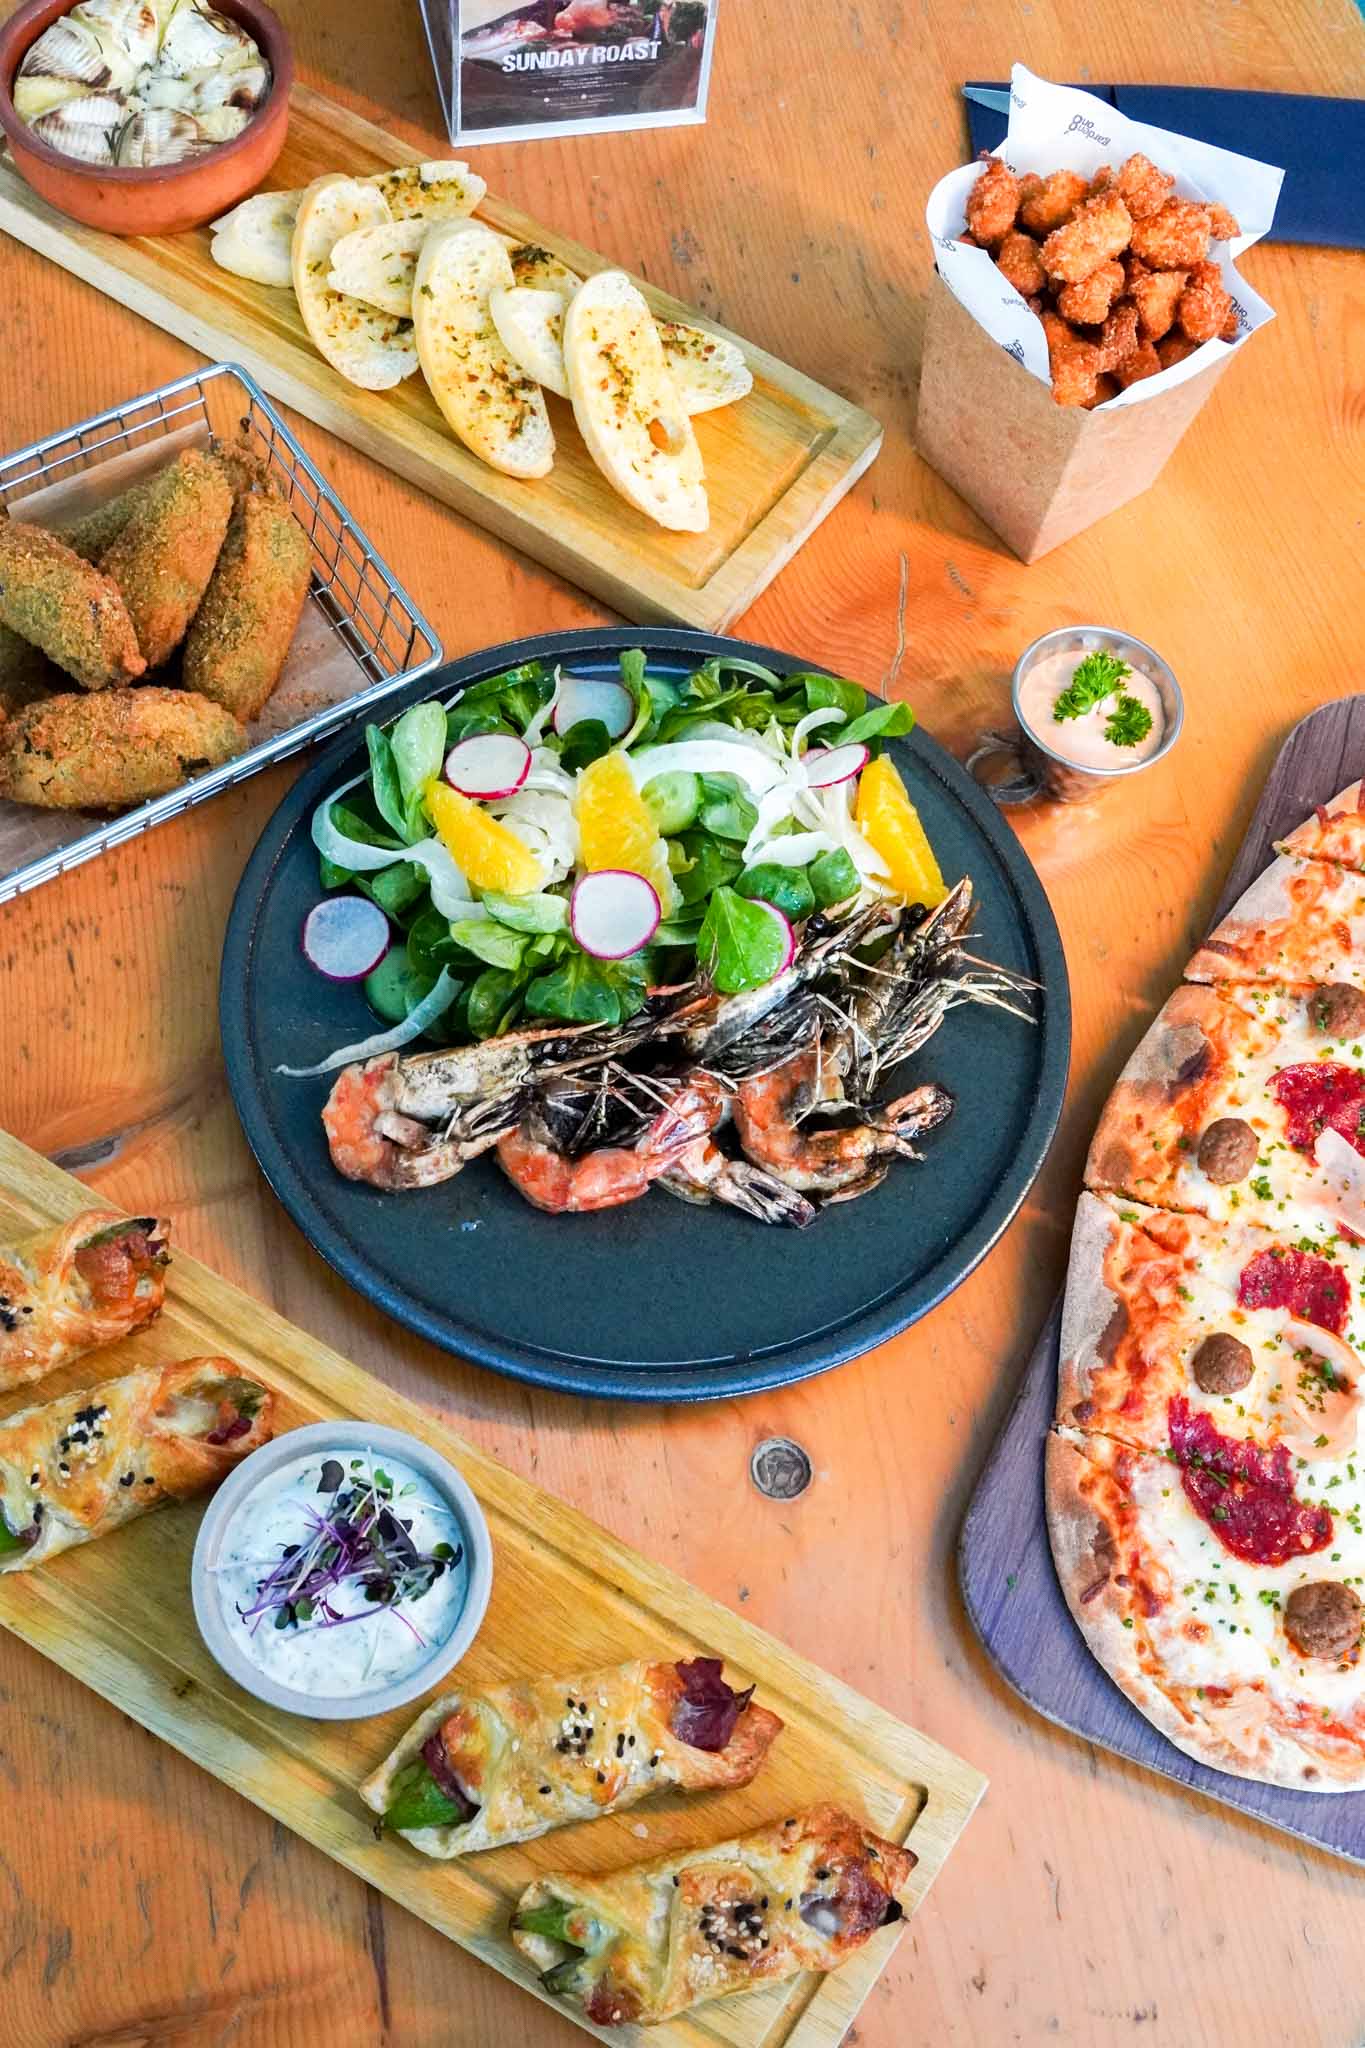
<box><xmin>0</xmin><ymin>1356</ymin><xmax>274</xmax><ymax>1571</ymax></box>
<box><xmin>362</xmin><ymin>1655</ymin><xmax>783</xmax><ymax>1856</ymax></box>
<box><xmin>511</xmin><ymin>1804</ymin><xmax>915</xmax><ymax>2028</ymax></box>
<box><xmin>0</xmin><ymin>1210</ymin><xmax>170</xmax><ymax>1393</ymax></box>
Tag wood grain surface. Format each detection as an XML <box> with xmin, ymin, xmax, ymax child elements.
<box><xmin>0</xmin><ymin>2</ymin><xmax>1363</xmax><ymax>2045</ymax></box>
<box><xmin>959</xmin><ymin>697</ymin><xmax>1365</xmax><ymax>1866</ymax></box>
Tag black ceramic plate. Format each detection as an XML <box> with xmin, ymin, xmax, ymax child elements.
<box><xmin>221</xmin><ymin>629</ymin><xmax>1070</xmax><ymax>1402</ymax></box>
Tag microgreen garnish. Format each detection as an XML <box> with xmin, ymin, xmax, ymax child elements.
<box><xmin>236</xmin><ymin>1460</ymin><xmax>462</xmax><ymax>1645</ymax></box>
<box><xmin>1052</xmin><ymin>650</ymin><xmax>1130</xmax><ymax>722</ymax></box>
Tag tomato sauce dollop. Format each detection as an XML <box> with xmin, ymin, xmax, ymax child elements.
<box><xmin>1237</xmin><ymin>1246</ymin><xmax>1349</xmax><ymax>1334</ymax></box>
<box><xmin>1168</xmin><ymin>1397</ymin><xmax>1334</xmax><ymax>1566</ymax></box>
<box><xmin>1270</xmin><ymin>1062</ymin><xmax>1365</xmax><ymax>1159</ymax></box>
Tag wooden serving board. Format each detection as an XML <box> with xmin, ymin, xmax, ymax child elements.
<box><xmin>0</xmin><ymin>86</ymin><xmax>881</xmax><ymax>634</ymax></box>
<box><xmin>0</xmin><ymin>1126</ymin><xmax>982</xmax><ymax>2047</ymax></box>
<box><xmin>958</xmin><ymin>696</ymin><xmax>1365</xmax><ymax>1867</ymax></box>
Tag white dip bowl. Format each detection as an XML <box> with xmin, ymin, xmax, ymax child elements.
<box><xmin>191</xmin><ymin>1420</ymin><xmax>493</xmax><ymax>1720</ymax></box>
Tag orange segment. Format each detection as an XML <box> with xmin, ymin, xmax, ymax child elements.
<box><xmin>854</xmin><ymin>754</ymin><xmax>946</xmax><ymax>907</ymax></box>
<box><xmin>575</xmin><ymin>750</ymin><xmax>678</xmax><ymax>913</ymax></box>
<box><xmin>425</xmin><ymin>778</ymin><xmax>542</xmax><ymax>895</ymax></box>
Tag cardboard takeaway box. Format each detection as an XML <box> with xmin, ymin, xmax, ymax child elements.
<box><xmin>914</xmin><ymin>270</ymin><xmax>1233</xmax><ymax>563</ymax></box>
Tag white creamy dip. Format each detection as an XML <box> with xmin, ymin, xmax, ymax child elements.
<box><xmin>1018</xmin><ymin>648</ymin><xmax>1166</xmax><ymax>770</ymax></box>
<box><xmin>212</xmin><ymin>1449</ymin><xmax>469</xmax><ymax>1699</ymax></box>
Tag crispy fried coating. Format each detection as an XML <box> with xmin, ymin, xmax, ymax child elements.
<box><xmin>1114</xmin><ymin>339</ymin><xmax>1163</xmax><ymax>388</ymax></box>
<box><xmin>1115</xmin><ymin>153</ymin><xmax>1175</xmax><ymax>221</ymax></box>
<box><xmin>1129</xmin><ymin>265</ymin><xmax>1185</xmax><ymax>340</ymax></box>
<box><xmin>1087</xmin><ymin>165</ymin><xmax>1115</xmax><ymax>198</ymax></box>
<box><xmin>995</xmin><ymin>228</ymin><xmax>1047</xmax><ymax>298</ymax></box>
<box><xmin>100</xmin><ymin>449</ymin><xmax>233</xmax><ymax>670</ymax></box>
<box><xmin>1177</xmin><ymin>259</ymin><xmax>1233</xmax><ymax>344</ymax></box>
<box><xmin>1086</xmin><ymin>373</ymin><xmax>1119</xmax><ymax>409</ymax></box>
<box><xmin>182</xmin><ymin>490</ymin><xmax>312</xmax><ymax>722</ymax></box>
<box><xmin>964</xmin><ymin>156</ymin><xmax>1020</xmax><ymax>247</ymax></box>
<box><xmin>1128</xmin><ymin>199</ymin><xmax>1211</xmax><ymax>270</ymax></box>
<box><xmin>1096</xmin><ymin>300</ymin><xmax>1140</xmax><ymax>374</ymax></box>
<box><xmin>1041</xmin><ymin>310</ymin><xmax>1105</xmax><ymax>408</ymax></box>
<box><xmin>1157</xmin><ymin>332</ymin><xmax>1201</xmax><ymax>369</ymax></box>
<box><xmin>1020</xmin><ymin>168</ymin><xmax>1089</xmax><ymax>235</ymax></box>
<box><xmin>1056</xmin><ymin>258</ymin><xmax>1125</xmax><ymax>325</ymax></box>
<box><xmin>1207</xmin><ymin>202</ymin><xmax>1241</xmax><ymax>241</ymax></box>
<box><xmin>52</xmin><ymin>478</ymin><xmax>153</xmax><ymax>564</ymax></box>
<box><xmin>0</xmin><ymin>686</ymin><xmax>246</xmax><ymax>810</ymax></box>
<box><xmin>0</xmin><ymin>520</ymin><xmax>144</xmax><ymax>691</ymax></box>
<box><xmin>1042</xmin><ymin>190</ymin><xmax>1133</xmax><ymax>284</ymax></box>
<box><xmin>1219</xmin><ymin>298</ymin><xmax>1240</xmax><ymax>341</ymax></box>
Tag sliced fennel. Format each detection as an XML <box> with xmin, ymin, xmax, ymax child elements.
<box><xmin>275</xmin><ymin>968</ymin><xmax>460</xmax><ymax>1076</ymax></box>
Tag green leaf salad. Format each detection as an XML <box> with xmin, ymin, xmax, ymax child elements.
<box><xmin>293</xmin><ymin>650</ymin><xmax>917</xmax><ymax>1076</ymax></box>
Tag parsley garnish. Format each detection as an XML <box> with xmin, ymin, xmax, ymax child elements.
<box><xmin>1052</xmin><ymin>650</ymin><xmax>1130</xmax><ymax>722</ymax></box>
<box><xmin>1104</xmin><ymin>695</ymin><xmax>1155</xmax><ymax>749</ymax></box>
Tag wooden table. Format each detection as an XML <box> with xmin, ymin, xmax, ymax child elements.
<box><xmin>1</xmin><ymin>2</ymin><xmax>1362</xmax><ymax>2042</ymax></box>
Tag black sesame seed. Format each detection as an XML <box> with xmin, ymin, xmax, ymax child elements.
<box><xmin>759</xmin><ymin>1897</ymin><xmax>768</xmax><ymax>1910</ymax></box>
<box><xmin>595</xmin><ymin>1770</ymin><xmax>605</xmax><ymax>1784</ymax></box>
<box><xmin>725</xmin><ymin>1944</ymin><xmax>747</xmax><ymax>1960</ymax></box>
<box><xmin>119</xmin><ymin>1473</ymin><xmax>134</xmax><ymax>1487</ymax></box>
<box><xmin>539</xmin><ymin>1785</ymin><xmax>551</xmax><ymax>1796</ymax></box>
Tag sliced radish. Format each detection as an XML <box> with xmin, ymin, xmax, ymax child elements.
<box><xmin>804</xmin><ymin>742</ymin><xmax>870</xmax><ymax>789</ymax></box>
<box><xmin>755</xmin><ymin>899</ymin><xmax>796</xmax><ymax>976</ymax></box>
<box><xmin>571</xmin><ymin>869</ymin><xmax>661</xmax><ymax>959</ymax></box>
<box><xmin>552</xmin><ymin>676</ymin><xmax>633</xmax><ymax>741</ymax></box>
<box><xmin>443</xmin><ymin>733</ymin><xmax>532</xmax><ymax>799</ymax></box>
<box><xmin>301</xmin><ymin>896</ymin><xmax>390</xmax><ymax>982</ymax></box>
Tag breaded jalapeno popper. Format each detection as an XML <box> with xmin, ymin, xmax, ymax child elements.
<box><xmin>100</xmin><ymin>448</ymin><xmax>233</xmax><ymax>669</ymax></box>
<box><xmin>0</xmin><ymin>519</ymin><xmax>144</xmax><ymax>690</ymax></box>
<box><xmin>0</xmin><ymin>1209</ymin><xmax>170</xmax><ymax>1394</ymax></box>
<box><xmin>0</xmin><ymin>687</ymin><xmax>246</xmax><ymax>809</ymax></box>
<box><xmin>183</xmin><ymin>480</ymin><xmax>312</xmax><ymax>720</ymax></box>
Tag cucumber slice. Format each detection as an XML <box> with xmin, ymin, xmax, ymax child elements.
<box><xmin>737</xmin><ymin>862</ymin><xmax>815</xmax><ymax>921</ymax></box>
<box><xmin>364</xmin><ymin>943</ymin><xmax>437</xmax><ymax>1026</ymax></box>
<box><xmin>641</xmin><ymin>769</ymin><xmax>702</xmax><ymax>834</ymax></box>
<box><xmin>367</xmin><ymin>861</ymin><xmax>429</xmax><ymax>919</ymax></box>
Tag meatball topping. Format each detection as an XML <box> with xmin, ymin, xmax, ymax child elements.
<box><xmin>1197</xmin><ymin>1116</ymin><xmax>1258</xmax><ymax>1185</ymax></box>
<box><xmin>1312</xmin><ymin>984</ymin><xmax>1365</xmax><ymax>1040</ymax></box>
<box><xmin>1190</xmin><ymin>1331</ymin><xmax>1254</xmax><ymax>1396</ymax></box>
<box><xmin>1284</xmin><ymin>1580</ymin><xmax>1363</xmax><ymax>1662</ymax></box>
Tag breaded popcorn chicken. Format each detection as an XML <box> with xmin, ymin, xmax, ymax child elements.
<box><xmin>1114</xmin><ymin>339</ymin><xmax>1163</xmax><ymax>388</ymax></box>
<box><xmin>995</xmin><ymin>229</ymin><xmax>1046</xmax><ymax>298</ymax></box>
<box><xmin>1020</xmin><ymin>169</ymin><xmax>1089</xmax><ymax>235</ymax></box>
<box><xmin>1130</xmin><ymin>265</ymin><xmax>1186</xmax><ymax>340</ymax></box>
<box><xmin>1177</xmin><ymin>259</ymin><xmax>1233</xmax><ymax>344</ymax></box>
<box><xmin>964</xmin><ymin>156</ymin><xmax>1020</xmax><ymax>247</ymax></box>
<box><xmin>1040</xmin><ymin>310</ymin><xmax>1105</xmax><ymax>408</ymax></box>
<box><xmin>1057</xmin><ymin>258</ymin><xmax>1125</xmax><ymax>325</ymax></box>
<box><xmin>1157</xmin><ymin>332</ymin><xmax>1200</xmax><ymax>369</ymax></box>
<box><xmin>1115</xmin><ymin>153</ymin><xmax>1175</xmax><ymax>221</ymax></box>
<box><xmin>1096</xmin><ymin>300</ymin><xmax>1140</xmax><ymax>375</ymax></box>
<box><xmin>1207</xmin><ymin>202</ymin><xmax>1241</xmax><ymax>241</ymax></box>
<box><xmin>1128</xmin><ymin>199</ymin><xmax>1211</xmax><ymax>269</ymax></box>
<box><xmin>1083</xmin><ymin>373</ymin><xmax>1119</xmax><ymax>409</ymax></box>
<box><xmin>1042</xmin><ymin>190</ymin><xmax>1133</xmax><ymax>284</ymax></box>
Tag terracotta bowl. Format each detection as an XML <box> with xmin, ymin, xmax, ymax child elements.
<box><xmin>0</xmin><ymin>0</ymin><xmax>293</xmax><ymax>237</ymax></box>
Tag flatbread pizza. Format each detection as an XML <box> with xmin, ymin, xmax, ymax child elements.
<box><xmin>1051</xmin><ymin>780</ymin><xmax>1365</xmax><ymax>1789</ymax></box>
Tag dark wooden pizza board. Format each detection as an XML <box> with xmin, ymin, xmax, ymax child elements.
<box><xmin>959</xmin><ymin>695</ymin><xmax>1365</xmax><ymax>1865</ymax></box>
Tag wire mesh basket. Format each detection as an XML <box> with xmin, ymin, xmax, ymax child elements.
<box><xmin>0</xmin><ymin>361</ymin><xmax>443</xmax><ymax>904</ymax></box>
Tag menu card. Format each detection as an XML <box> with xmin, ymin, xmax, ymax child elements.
<box><xmin>419</xmin><ymin>1</ymin><xmax>719</xmax><ymax>145</ymax></box>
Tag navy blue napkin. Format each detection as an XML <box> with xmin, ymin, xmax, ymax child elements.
<box><xmin>964</xmin><ymin>83</ymin><xmax>1364</xmax><ymax>248</ymax></box>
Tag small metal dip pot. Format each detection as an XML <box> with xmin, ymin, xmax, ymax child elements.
<box><xmin>967</xmin><ymin>625</ymin><xmax>1184</xmax><ymax>805</ymax></box>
